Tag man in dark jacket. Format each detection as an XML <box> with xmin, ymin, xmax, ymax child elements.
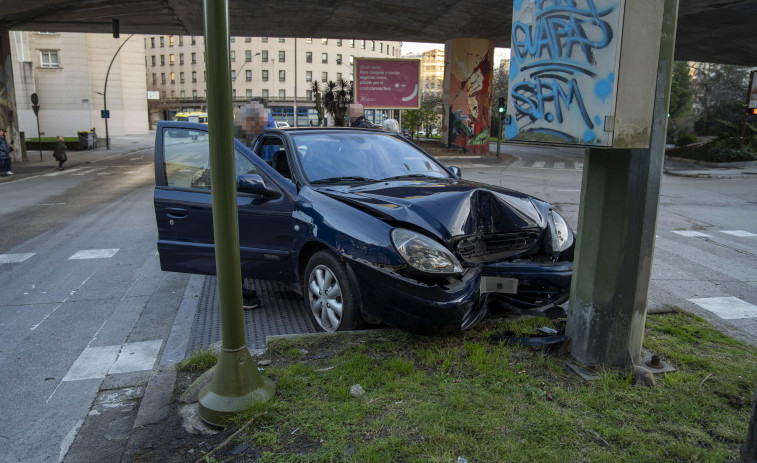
<box><xmin>348</xmin><ymin>103</ymin><xmax>373</xmax><ymax>128</ymax></box>
<box><xmin>0</xmin><ymin>129</ymin><xmax>11</xmax><ymax>177</ymax></box>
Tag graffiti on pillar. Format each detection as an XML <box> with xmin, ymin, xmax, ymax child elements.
<box><xmin>505</xmin><ymin>0</ymin><xmax>622</xmax><ymax>145</ymax></box>
<box><xmin>446</xmin><ymin>39</ymin><xmax>493</xmax><ymax>154</ymax></box>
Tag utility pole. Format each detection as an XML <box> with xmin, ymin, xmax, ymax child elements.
<box><xmin>197</xmin><ymin>0</ymin><xmax>275</xmax><ymax>426</ymax></box>
<box><xmin>100</xmin><ymin>34</ymin><xmax>134</xmax><ymax>150</ymax></box>
<box><xmin>30</xmin><ymin>93</ymin><xmax>41</xmax><ymax>161</ymax></box>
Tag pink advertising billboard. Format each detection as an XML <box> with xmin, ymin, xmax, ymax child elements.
<box><xmin>354</xmin><ymin>58</ymin><xmax>420</xmax><ymax>109</ymax></box>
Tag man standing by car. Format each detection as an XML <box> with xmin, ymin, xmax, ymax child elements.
<box><xmin>0</xmin><ymin>128</ymin><xmax>11</xmax><ymax>177</ymax></box>
<box><xmin>348</xmin><ymin>103</ymin><xmax>373</xmax><ymax>128</ymax></box>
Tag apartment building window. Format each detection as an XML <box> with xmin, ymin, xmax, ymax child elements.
<box><xmin>191</xmin><ymin>52</ymin><xmax>196</xmax><ymax>64</ymax></box>
<box><xmin>152</xmin><ymin>73</ymin><xmax>156</xmax><ymax>84</ymax></box>
<box><xmin>279</xmin><ymin>70</ymin><xmax>285</xmax><ymax>81</ymax></box>
<box><xmin>262</xmin><ymin>70</ymin><xmax>269</xmax><ymax>81</ymax></box>
<box><xmin>246</xmin><ymin>70</ymin><xmax>252</xmax><ymax>82</ymax></box>
<box><xmin>179</xmin><ymin>53</ymin><xmax>184</xmax><ymax>65</ymax></box>
<box><xmin>161</xmin><ymin>73</ymin><xmax>166</xmax><ymax>83</ymax></box>
<box><xmin>336</xmin><ymin>54</ymin><xmax>342</xmax><ymax>65</ymax></box>
<box><xmin>278</xmin><ymin>38</ymin><xmax>285</xmax><ymax>43</ymax></box>
<box><xmin>160</xmin><ymin>55</ymin><xmax>165</xmax><ymax>65</ymax></box>
<box><xmin>245</xmin><ymin>50</ymin><xmax>251</xmax><ymax>62</ymax></box>
<box><xmin>361</xmin><ymin>40</ymin><xmax>366</xmax><ymax>49</ymax></box>
<box><xmin>380</xmin><ymin>43</ymin><xmax>383</xmax><ymax>53</ymax></box>
<box><xmin>180</xmin><ymin>90</ymin><xmax>185</xmax><ymax>98</ymax></box>
<box><xmin>150</xmin><ymin>37</ymin><xmax>155</xmax><ymax>48</ymax></box>
<box><xmin>191</xmin><ymin>36</ymin><xmax>196</xmax><ymax>45</ymax></box>
<box><xmin>160</xmin><ymin>37</ymin><xmax>165</xmax><ymax>47</ymax></box>
<box><xmin>231</xmin><ymin>70</ymin><xmax>236</xmax><ymax>80</ymax></box>
<box><xmin>180</xmin><ymin>72</ymin><xmax>185</xmax><ymax>83</ymax></box>
<box><xmin>306</xmin><ymin>71</ymin><xmax>312</xmax><ymax>82</ymax></box>
<box><xmin>232</xmin><ymin>89</ymin><xmax>236</xmax><ymax>98</ymax></box>
<box><xmin>169</xmin><ymin>36</ymin><xmax>174</xmax><ymax>47</ymax></box>
<box><xmin>151</xmin><ymin>55</ymin><xmax>156</xmax><ymax>66</ymax></box>
<box><xmin>169</xmin><ymin>54</ymin><xmax>175</xmax><ymax>65</ymax></box>
<box><xmin>337</xmin><ymin>39</ymin><xmax>342</xmax><ymax>46</ymax></box>
<box><xmin>230</xmin><ymin>50</ymin><xmax>235</xmax><ymax>62</ymax></box>
<box><xmin>179</xmin><ymin>37</ymin><xmax>183</xmax><ymax>46</ymax></box>
<box><xmin>204</xmin><ymin>71</ymin><xmax>206</xmax><ymax>81</ymax></box>
<box><xmin>262</xmin><ymin>89</ymin><xmax>269</xmax><ymax>98</ymax></box>
<box><xmin>162</xmin><ymin>91</ymin><xmax>167</xmax><ymax>98</ymax></box>
<box><xmin>336</xmin><ymin>72</ymin><xmax>342</xmax><ymax>81</ymax></box>
<box><xmin>246</xmin><ymin>89</ymin><xmax>252</xmax><ymax>98</ymax></box>
<box><xmin>262</xmin><ymin>37</ymin><xmax>268</xmax><ymax>42</ymax></box>
<box><xmin>322</xmin><ymin>53</ymin><xmax>328</xmax><ymax>64</ymax></box>
<box><xmin>277</xmin><ymin>89</ymin><xmax>285</xmax><ymax>99</ymax></box>
<box><xmin>170</xmin><ymin>72</ymin><xmax>175</xmax><ymax>84</ymax></box>
<box><xmin>322</xmin><ymin>38</ymin><xmax>328</xmax><ymax>44</ymax></box>
<box><xmin>349</xmin><ymin>55</ymin><xmax>354</xmax><ymax>65</ymax></box>
<box><xmin>306</xmin><ymin>90</ymin><xmax>313</xmax><ymax>100</ymax></box>
<box><xmin>371</xmin><ymin>40</ymin><xmax>375</xmax><ymax>51</ymax></box>
<box><xmin>193</xmin><ymin>90</ymin><xmax>197</xmax><ymax>98</ymax></box>
<box><xmin>192</xmin><ymin>71</ymin><xmax>197</xmax><ymax>82</ymax></box>
<box><xmin>245</xmin><ymin>37</ymin><xmax>251</xmax><ymax>42</ymax></box>
<box><xmin>171</xmin><ymin>90</ymin><xmax>175</xmax><ymax>97</ymax></box>
<box><xmin>306</xmin><ymin>52</ymin><xmax>312</xmax><ymax>63</ymax></box>
<box><xmin>305</xmin><ymin>38</ymin><xmax>312</xmax><ymax>44</ymax></box>
<box><xmin>278</xmin><ymin>50</ymin><xmax>285</xmax><ymax>62</ymax></box>
<box><xmin>321</xmin><ymin>72</ymin><xmax>328</xmax><ymax>82</ymax></box>
<box><xmin>350</xmin><ymin>39</ymin><xmax>355</xmax><ymax>47</ymax></box>
<box><xmin>262</xmin><ymin>50</ymin><xmax>268</xmax><ymax>62</ymax></box>
<box><xmin>230</xmin><ymin>37</ymin><xmax>235</xmax><ymax>43</ymax></box>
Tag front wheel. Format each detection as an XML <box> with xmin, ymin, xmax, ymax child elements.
<box><xmin>303</xmin><ymin>250</ymin><xmax>363</xmax><ymax>332</ymax></box>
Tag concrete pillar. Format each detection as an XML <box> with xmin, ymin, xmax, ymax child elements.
<box><xmin>567</xmin><ymin>0</ymin><xmax>679</xmax><ymax>368</ymax></box>
<box><xmin>442</xmin><ymin>38</ymin><xmax>493</xmax><ymax>155</ymax></box>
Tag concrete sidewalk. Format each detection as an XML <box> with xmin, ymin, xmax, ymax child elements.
<box><xmin>0</xmin><ymin>132</ymin><xmax>156</xmax><ymax>182</ymax></box>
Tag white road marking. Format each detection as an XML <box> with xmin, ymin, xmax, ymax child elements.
<box><xmin>59</xmin><ymin>418</ymin><xmax>85</xmax><ymax>463</ymax></box>
<box><xmin>554</xmin><ymin>162</ymin><xmax>565</xmax><ymax>169</ymax></box>
<box><xmin>720</xmin><ymin>230</ymin><xmax>757</xmax><ymax>237</ymax></box>
<box><xmin>557</xmin><ymin>189</ymin><xmax>581</xmax><ymax>192</ymax></box>
<box><xmin>109</xmin><ymin>340</ymin><xmax>162</xmax><ymax>374</ymax></box>
<box><xmin>0</xmin><ymin>253</ymin><xmax>36</xmax><ymax>264</ymax></box>
<box><xmin>71</xmin><ymin>169</ymin><xmax>99</xmax><ymax>176</ymax></box>
<box><xmin>33</xmin><ymin>203</ymin><xmax>67</xmax><ymax>206</ymax></box>
<box><xmin>532</xmin><ymin>161</ymin><xmax>546</xmax><ymax>168</ymax></box>
<box><xmin>575</xmin><ymin>163</ymin><xmax>583</xmax><ymax>169</ymax></box>
<box><xmin>68</xmin><ymin>249</ymin><xmax>119</xmax><ymax>260</ymax></box>
<box><xmin>62</xmin><ymin>345</ymin><xmax>121</xmax><ymax>381</ymax></box>
<box><xmin>672</xmin><ymin>230</ymin><xmax>710</xmax><ymax>237</ymax></box>
<box><xmin>43</xmin><ymin>169</ymin><xmax>81</xmax><ymax>177</ymax></box>
<box><xmin>689</xmin><ymin>296</ymin><xmax>757</xmax><ymax>320</ymax></box>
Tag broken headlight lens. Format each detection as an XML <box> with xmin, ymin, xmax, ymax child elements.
<box><xmin>391</xmin><ymin>228</ymin><xmax>463</xmax><ymax>275</ymax></box>
<box><xmin>546</xmin><ymin>210</ymin><xmax>574</xmax><ymax>255</ymax></box>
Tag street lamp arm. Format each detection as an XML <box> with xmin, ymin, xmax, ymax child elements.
<box><xmin>102</xmin><ymin>34</ymin><xmax>134</xmax><ymax>149</ymax></box>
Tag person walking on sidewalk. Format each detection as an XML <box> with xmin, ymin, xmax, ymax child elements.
<box><xmin>0</xmin><ymin>128</ymin><xmax>12</xmax><ymax>177</ymax></box>
<box><xmin>53</xmin><ymin>136</ymin><xmax>67</xmax><ymax>170</ymax></box>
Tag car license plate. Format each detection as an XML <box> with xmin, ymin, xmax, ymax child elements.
<box><xmin>480</xmin><ymin>276</ymin><xmax>518</xmax><ymax>294</ymax></box>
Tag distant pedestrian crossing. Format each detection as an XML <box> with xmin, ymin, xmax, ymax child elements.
<box><xmin>508</xmin><ymin>159</ymin><xmax>584</xmax><ymax>170</ymax></box>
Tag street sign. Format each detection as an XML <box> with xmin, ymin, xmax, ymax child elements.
<box><xmin>101</xmin><ymin>110</ymin><xmax>110</xmax><ymax>119</ymax></box>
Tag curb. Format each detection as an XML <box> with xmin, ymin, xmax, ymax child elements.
<box><xmin>663</xmin><ymin>168</ymin><xmax>757</xmax><ymax>179</ymax></box>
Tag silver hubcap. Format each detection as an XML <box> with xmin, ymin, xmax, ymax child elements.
<box><xmin>308</xmin><ymin>265</ymin><xmax>343</xmax><ymax>332</ymax></box>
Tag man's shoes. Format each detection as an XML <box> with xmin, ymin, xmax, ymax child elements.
<box><xmin>242</xmin><ymin>287</ymin><xmax>262</xmax><ymax>310</ymax></box>
<box><xmin>58</xmin><ymin>167</ymin><xmax>64</xmax><ymax>170</ymax></box>
<box><xmin>6</xmin><ymin>171</ymin><xmax>11</xmax><ymax>175</ymax></box>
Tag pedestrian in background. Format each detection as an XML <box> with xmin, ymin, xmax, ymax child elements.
<box><xmin>0</xmin><ymin>129</ymin><xmax>11</xmax><ymax>177</ymax></box>
<box><xmin>348</xmin><ymin>103</ymin><xmax>373</xmax><ymax>128</ymax></box>
<box><xmin>53</xmin><ymin>136</ymin><xmax>68</xmax><ymax>170</ymax></box>
<box><xmin>381</xmin><ymin>118</ymin><xmax>400</xmax><ymax>133</ymax></box>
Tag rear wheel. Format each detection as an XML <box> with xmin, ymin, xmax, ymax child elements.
<box><xmin>304</xmin><ymin>250</ymin><xmax>362</xmax><ymax>332</ymax></box>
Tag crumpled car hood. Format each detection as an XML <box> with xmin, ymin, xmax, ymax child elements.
<box><xmin>312</xmin><ymin>178</ymin><xmax>546</xmax><ymax>242</ymax></box>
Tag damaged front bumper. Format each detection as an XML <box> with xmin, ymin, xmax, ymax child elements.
<box><xmin>347</xmin><ymin>257</ymin><xmax>573</xmax><ymax>333</ymax></box>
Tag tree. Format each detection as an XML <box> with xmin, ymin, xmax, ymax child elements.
<box><xmin>310</xmin><ymin>81</ymin><xmax>325</xmax><ymax>126</ymax></box>
<box><xmin>321</xmin><ymin>79</ymin><xmax>352</xmax><ymax>127</ymax></box>
<box><xmin>669</xmin><ymin>61</ymin><xmax>693</xmax><ymax>119</ymax></box>
<box><xmin>401</xmin><ymin>106</ymin><xmax>439</xmax><ymax>138</ymax></box>
<box><xmin>489</xmin><ymin>60</ymin><xmax>510</xmax><ymax>138</ymax></box>
<box><xmin>689</xmin><ymin>62</ymin><xmax>749</xmax><ymax>135</ymax></box>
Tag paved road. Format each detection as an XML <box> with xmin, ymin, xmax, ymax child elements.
<box><xmin>452</xmin><ymin>148</ymin><xmax>757</xmax><ymax>346</ymax></box>
<box><xmin>0</xmin><ymin>141</ymin><xmax>188</xmax><ymax>462</ymax></box>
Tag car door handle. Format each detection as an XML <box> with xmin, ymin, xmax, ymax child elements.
<box><xmin>166</xmin><ymin>207</ymin><xmax>188</xmax><ymax>219</ymax></box>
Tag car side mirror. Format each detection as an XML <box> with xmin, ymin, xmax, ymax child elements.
<box><xmin>236</xmin><ymin>174</ymin><xmax>282</xmax><ymax>199</ymax></box>
<box><xmin>448</xmin><ymin>166</ymin><xmax>462</xmax><ymax>178</ymax></box>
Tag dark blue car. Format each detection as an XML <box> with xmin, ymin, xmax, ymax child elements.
<box><xmin>153</xmin><ymin>122</ymin><xmax>574</xmax><ymax>333</ymax></box>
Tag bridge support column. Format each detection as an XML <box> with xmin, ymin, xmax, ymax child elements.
<box><xmin>442</xmin><ymin>38</ymin><xmax>494</xmax><ymax>155</ymax></box>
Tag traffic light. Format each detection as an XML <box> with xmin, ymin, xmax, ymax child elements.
<box><xmin>497</xmin><ymin>97</ymin><xmax>506</xmax><ymax>113</ymax></box>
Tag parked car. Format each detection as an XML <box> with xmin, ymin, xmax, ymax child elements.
<box><xmin>153</xmin><ymin>122</ymin><xmax>574</xmax><ymax>333</ymax></box>
<box><xmin>401</xmin><ymin>128</ymin><xmax>412</xmax><ymax>139</ymax></box>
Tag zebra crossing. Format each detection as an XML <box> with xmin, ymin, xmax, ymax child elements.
<box><xmin>509</xmin><ymin>159</ymin><xmax>584</xmax><ymax>170</ymax></box>
<box><xmin>42</xmin><ymin>165</ymin><xmax>151</xmax><ymax>177</ymax></box>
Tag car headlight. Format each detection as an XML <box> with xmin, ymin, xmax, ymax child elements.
<box><xmin>391</xmin><ymin>228</ymin><xmax>463</xmax><ymax>275</ymax></box>
<box><xmin>546</xmin><ymin>210</ymin><xmax>574</xmax><ymax>256</ymax></box>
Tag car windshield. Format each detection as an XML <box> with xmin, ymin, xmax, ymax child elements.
<box><xmin>291</xmin><ymin>132</ymin><xmax>450</xmax><ymax>183</ymax></box>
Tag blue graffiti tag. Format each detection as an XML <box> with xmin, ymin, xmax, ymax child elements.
<box><xmin>510</xmin><ymin>0</ymin><xmax>617</xmax><ymax>142</ymax></box>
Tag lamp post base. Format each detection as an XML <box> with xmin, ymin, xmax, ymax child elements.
<box><xmin>197</xmin><ymin>347</ymin><xmax>275</xmax><ymax>427</ymax></box>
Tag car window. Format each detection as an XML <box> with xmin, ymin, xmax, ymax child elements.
<box><xmin>163</xmin><ymin>127</ymin><xmax>258</xmax><ymax>190</ymax></box>
<box><xmin>291</xmin><ymin>132</ymin><xmax>450</xmax><ymax>182</ymax></box>
<box><xmin>255</xmin><ymin>136</ymin><xmax>284</xmax><ymax>164</ymax></box>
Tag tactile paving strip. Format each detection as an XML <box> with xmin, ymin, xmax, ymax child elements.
<box><xmin>186</xmin><ymin>276</ymin><xmax>316</xmax><ymax>354</ymax></box>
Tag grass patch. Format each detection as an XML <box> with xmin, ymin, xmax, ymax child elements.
<box><xmin>176</xmin><ymin>348</ymin><xmax>217</xmax><ymax>372</ymax></box>
<box><xmin>669</xmin><ymin>137</ymin><xmax>757</xmax><ymax>163</ymax></box>
<box><xmin>189</xmin><ymin>313</ymin><xmax>756</xmax><ymax>462</ymax></box>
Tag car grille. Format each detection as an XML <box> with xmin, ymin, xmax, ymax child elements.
<box><xmin>454</xmin><ymin>230</ymin><xmax>541</xmax><ymax>264</ymax></box>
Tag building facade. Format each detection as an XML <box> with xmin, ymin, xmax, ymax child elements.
<box><xmin>144</xmin><ymin>36</ymin><xmax>403</xmax><ymax>127</ymax></box>
<box><xmin>10</xmin><ymin>31</ymin><xmax>149</xmax><ymax>139</ymax></box>
<box><xmin>421</xmin><ymin>48</ymin><xmax>445</xmax><ymax>93</ymax></box>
